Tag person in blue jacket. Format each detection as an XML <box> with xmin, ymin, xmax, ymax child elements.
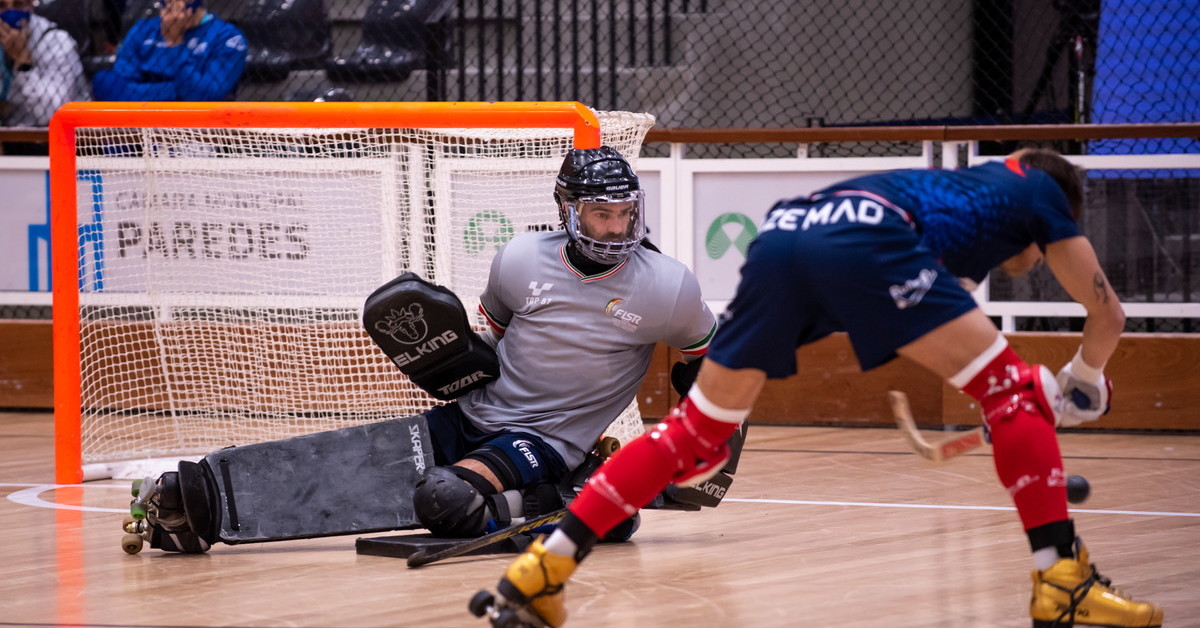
<box><xmin>92</xmin><ymin>0</ymin><xmax>245</xmax><ymax>101</ymax></box>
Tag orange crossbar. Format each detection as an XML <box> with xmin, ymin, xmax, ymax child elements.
<box><xmin>50</xmin><ymin>101</ymin><xmax>602</xmax><ymax>140</ymax></box>
<box><xmin>49</xmin><ymin>101</ymin><xmax>602</xmax><ymax>483</ymax></box>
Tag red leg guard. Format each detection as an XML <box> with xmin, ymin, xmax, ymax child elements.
<box><xmin>961</xmin><ymin>346</ymin><xmax>1068</xmax><ymax>531</ymax></box>
<box><xmin>570</xmin><ymin>399</ymin><xmax>740</xmax><ymax>538</ymax></box>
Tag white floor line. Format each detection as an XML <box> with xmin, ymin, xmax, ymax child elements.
<box><xmin>5</xmin><ymin>485</ymin><xmax>1199</xmax><ymax>518</ymax></box>
<box><xmin>724</xmin><ymin>497</ymin><xmax>1200</xmax><ymax>518</ymax></box>
<box><xmin>5</xmin><ymin>483</ymin><xmax>129</xmax><ymax>513</ymax></box>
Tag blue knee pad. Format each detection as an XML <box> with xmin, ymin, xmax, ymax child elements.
<box><xmin>475</xmin><ymin>433</ymin><xmax>568</xmax><ymax>487</ymax></box>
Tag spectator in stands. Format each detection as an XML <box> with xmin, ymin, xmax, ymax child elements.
<box><xmin>92</xmin><ymin>0</ymin><xmax>246</xmax><ymax>101</ymax></box>
<box><xmin>0</xmin><ymin>0</ymin><xmax>89</xmax><ymax>131</ymax></box>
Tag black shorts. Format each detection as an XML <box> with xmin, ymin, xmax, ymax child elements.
<box><xmin>423</xmin><ymin>403</ymin><xmax>570</xmax><ymax>485</ymax></box>
<box><xmin>708</xmin><ymin>193</ymin><xmax>978</xmax><ymax>376</ymax></box>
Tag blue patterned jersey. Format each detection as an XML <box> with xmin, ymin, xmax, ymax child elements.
<box><xmin>810</xmin><ymin>160</ymin><xmax>1080</xmax><ymax>283</ymax></box>
<box><xmin>92</xmin><ymin>14</ymin><xmax>246</xmax><ymax>101</ymax></box>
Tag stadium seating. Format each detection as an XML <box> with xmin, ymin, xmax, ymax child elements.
<box><xmin>119</xmin><ymin>0</ymin><xmax>157</xmax><ymax>33</ymax></box>
<box><xmin>325</xmin><ymin>0</ymin><xmax>451</xmax><ymax>83</ymax></box>
<box><xmin>33</xmin><ymin>0</ymin><xmax>95</xmax><ymax>57</ymax></box>
<box><xmin>240</xmin><ymin>0</ymin><xmax>331</xmax><ymax>83</ymax></box>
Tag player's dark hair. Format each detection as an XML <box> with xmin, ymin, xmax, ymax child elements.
<box><xmin>1017</xmin><ymin>148</ymin><xmax>1084</xmax><ymax>220</ymax></box>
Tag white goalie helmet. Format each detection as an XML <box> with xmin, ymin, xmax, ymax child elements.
<box><xmin>554</xmin><ymin>146</ymin><xmax>646</xmax><ymax>265</ymax></box>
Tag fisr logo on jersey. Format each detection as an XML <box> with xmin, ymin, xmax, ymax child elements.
<box><xmin>605</xmin><ymin>298</ymin><xmax>642</xmax><ymax>329</ymax></box>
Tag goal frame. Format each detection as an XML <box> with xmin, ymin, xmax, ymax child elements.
<box><xmin>49</xmin><ymin>101</ymin><xmax>602</xmax><ymax>484</ymax></box>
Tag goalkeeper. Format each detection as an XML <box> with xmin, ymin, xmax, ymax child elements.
<box><xmin>376</xmin><ymin>144</ymin><xmax>717</xmax><ymax>539</ymax></box>
<box><xmin>139</xmin><ymin>146</ymin><xmax>717</xmax><ymax>553</ymax></box>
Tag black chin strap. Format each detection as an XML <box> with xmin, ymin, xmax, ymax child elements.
<box><xmin>564</xmin><ymin>240</ymin><xmax>617</xmax><ymax>275</ymax></box>
<box><xmin>563</xmin><ymin>236</ymin><xmax>658</xmax><ymax>274</ymax></box>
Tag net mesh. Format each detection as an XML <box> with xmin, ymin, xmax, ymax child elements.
<box><xmin>69</xmin><ymin>110</ymin><xmax>655</xmax><ymax>473</ymax></box>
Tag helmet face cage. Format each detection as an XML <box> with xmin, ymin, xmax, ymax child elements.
<box><xmin>553</xmin><ymin>146</ymin><xmax>645</xmax><ymax>265</ymax></box>
<box><xmin>560</xmin><ymin>190</ymin><xmax>646</xmax><ymax>265</ymax></box>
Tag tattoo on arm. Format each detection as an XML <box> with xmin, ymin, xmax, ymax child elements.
<box><xmin>1092</xmin><ymin>272</ymin><xmax>1109</xmax><ymax>304</ymax></box>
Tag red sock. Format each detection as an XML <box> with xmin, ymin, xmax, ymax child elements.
<box><xmin>570</xmin><ymin>399</ymin><xmax>739</xmax><ymax>537</ymax></box>
<box><xmin>961</xmin><ymin>347</ymin><xmax>1068</xmax><ymax>531</ymax></box>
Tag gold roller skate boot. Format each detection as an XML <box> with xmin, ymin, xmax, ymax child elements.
<box><xmin>494</xmin><ymin>537</ymin><xmax>579</xmax><ymax>627</ymax></box>
<box><xmin>1030</xmin><ymin>540</ymin><xmax>1163</xmax><ymax>627</ymax></box>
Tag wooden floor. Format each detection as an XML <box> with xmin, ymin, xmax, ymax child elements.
<box><xmin>2</xmin><ymin>411</ymin><xmax>1198</xmax><ymax>628</ymax></box>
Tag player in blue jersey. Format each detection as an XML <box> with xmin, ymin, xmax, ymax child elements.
<box><xmin>92</xmin><ymin>0</ymin><xmax>245</xmax><ymax>102</ymax></box>
<box><xmin>477</xmin><ymin>149</ymin><xmax>1162</xmax><ymax>628</ymax></box>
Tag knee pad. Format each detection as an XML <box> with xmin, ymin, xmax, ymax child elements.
<box><xmin>413</xmin><ymin>466</ymin><xmax>493</xmax><ymax>538</ymax></box>
<box><xmin>649</xmin><ymin>404</ymin><xmax>738</xmax><ymax>488</ymax></box>
<box><xmin>982</xmin><ymin>363</ymin><xmax>1063</xmax><ymax>428</ymax></box>
<box><xmin>464</xmin><ymin>444</ymin><xmax>526</xmax><ymax>490</ymax></box>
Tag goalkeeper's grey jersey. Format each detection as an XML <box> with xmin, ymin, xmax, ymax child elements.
<box><xmin>457</xmin><ymin>231</ymin><xmax>716</xmax><ymax>469</ymax></box>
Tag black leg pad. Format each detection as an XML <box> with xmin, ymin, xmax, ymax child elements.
<box><xmin>178</xmin><ymin>460</ymin><xmax>219</xmax><ymax>545</ymax></box>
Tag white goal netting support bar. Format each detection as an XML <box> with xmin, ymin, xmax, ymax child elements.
<box><xmin>49</xmin><ymin>101</ymin><xmax>655</xmax><ymax>483</ymax></box>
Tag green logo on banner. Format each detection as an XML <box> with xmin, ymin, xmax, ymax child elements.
<box><xmin>463</xmin><ymin>211</ymin><xmax>515</xmax><ymax>254</ymax></box>
<box><xmin>705</xmin><ymin>213</ymin><xmax>757</xmax><ymax>259</ymax></box>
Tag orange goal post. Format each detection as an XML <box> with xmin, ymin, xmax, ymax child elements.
<box><xmin>50</xmin><ymin>101</ymin><xmax>655</xmax><ymax>483</ymax></box>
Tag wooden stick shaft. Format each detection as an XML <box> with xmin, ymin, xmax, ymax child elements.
<box><xmin>888</xmin><ymin>391</ymin><xmax>986</xmax><ymax>463</ymax></box>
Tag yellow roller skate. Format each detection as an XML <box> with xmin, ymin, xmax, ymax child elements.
<box><xmin>1031</xmin><ymin>539</ymin><xmax>1163</xmax><ymax>627</ymax></box>
<box><xmin>469</xmin><ymin>537</ymin><xmax>579</xmax><ymax>627</ymax></box>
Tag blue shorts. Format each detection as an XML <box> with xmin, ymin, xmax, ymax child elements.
<box><xmin>422</xmin><ymin>403</ymin><xmax>570</xmax><ymax>486</ymax></box>
<box><xmin>708</xmin><ymin>193</ymin><xmax>978</xmax><ymax>377</ymax></box>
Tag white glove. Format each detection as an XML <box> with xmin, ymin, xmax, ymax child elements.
<box><xmin>1055</xmin><ymin>348</ymin><xmax>1112</xmax><ymax>427</ymax></box>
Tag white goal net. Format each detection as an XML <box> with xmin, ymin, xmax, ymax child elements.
<box><xmin>61</xmin><ymin>107</ymin><xmax>655</xmax><ymax>480</ymax></box>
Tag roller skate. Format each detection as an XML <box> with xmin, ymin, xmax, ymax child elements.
<box><xmin>120</xmin><ymin>475</ymin><xmax>159</xmax><ymax>554</ymax></box>
<box><xmin>469</xmin><ymin>537</ymin><xmax>579</xmax><ymax>627</ymax></box>
<box><xmin>1030</xmin><ymin>539</ymin><xmax>1163</xmax><ymax>627</ymax></box>
<box><xmin>119</xmin><ymin>462</ymin><xmax>215</xmax><ymax>554</ymax></box>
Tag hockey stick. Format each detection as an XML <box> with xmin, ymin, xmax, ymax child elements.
<box><xmin>888</xmin><ymin>390</ymin><xmax>987</xmax><ymax>463</ymax></box>
<box><xmin>406</xmin><ymin>508</ymin><xmax>568</xmax><ymax>568</ymax></box>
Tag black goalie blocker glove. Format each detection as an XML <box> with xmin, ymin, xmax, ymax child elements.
<box><xmin>363</xmin><ymin>273</ymin><xmax>499</xmax><ymax>400</ymax></box>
